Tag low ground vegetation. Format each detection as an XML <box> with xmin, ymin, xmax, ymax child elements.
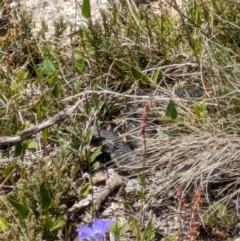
<box><xmin>0</xmin><ymin>0</ymin><xmax>240</xmax><ymax>240</ymax></box>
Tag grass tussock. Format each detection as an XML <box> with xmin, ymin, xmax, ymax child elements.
<box><xmin>0</xmin><ymin>0</ymin><xmax>240</xmax><ymax>240</ymax></box>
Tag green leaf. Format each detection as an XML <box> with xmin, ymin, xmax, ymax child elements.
<box><xmin>7</xmin><ymin>198</ymin><xmax>30</xmax><ymax>219</ymax></box>
<box><xmin>16</xmin><ymin>69</ymin><xmax>28</xmax><ymax>81</ymax></box>
<box><xmin>87</xmin><ymin>126</ymin><xmax>94</xmax><ymax>138</ymax></box>
<box><xmin>0</xmin><ymin>217</ymin><xmax>11</xmax><ymax>231</ymax></box>
<box><xmin>41</xmin><ymin>58</ymin><xmax>56</xmax><ymax>75</ymax></box>
<box><xmin>74</xmin><ymin>81</ymin><xmax>83</xmax><ymax>92</ymax></box>
<box><xmin>165</xmin><ymin>235</ymin><xmax>178</xmax><ymax>241</ymax></box>
<box><xmin>112</xmin><ymin>8</ymin><xmax>117</xmax><ymax>25</ymax></box>
<box><xmin>137</xmin><ymin>172</ymin><xmax>146</xmax><ymax>187</ymax></box>
<box><xmin>39</xmin><ymin>181</ymin><xmax>52</xmax><ymax>211</ymax></box>
<box><xmin>51</xmin><ymin>83</ymin><xmax>61</xmax><ymax>98</ymax></box>
<box><xmin>194</xmin><ymin>102</ymin><xmax>207</xmax><ymax>118</ymax></box>
<box><xmin>28</xmin><ymin>141</ymin><xmax>37</xmax><ymax>149</ymax></box>
<box><xmin>14</xmin><ymin>142</ymin><xmax>25</xmax><ymax>157</ymax></box>
<box><xmin>82</xmin><ymin>0</ymin><xmax>91</xmax><ymax>18</ymax></box>
<box><xmin>148</xmin><ymin>230</ymin><xmax>156</xmax><ymax>241</ymax></box>
<box><xmin>114</xmin><ymin>60</ymin><xmax>124</xmax><ymax>69</ymax></box>
<box><xmin>142</xmin><ymin>219</ymin><xmax>155</xmax><ymax>241</ymax></box>
<box><xmin>213</xmin><ymin>202</ymin><xmax>231</xmax><ymax>225</ymax></box>
<box><xmin>152</xmin><ymin>69</ymin><xmax>161</xmax><ymax>83</ymax></box>
<box><xmin>49</xmin><ymin>217</ymin><xmax>65</xmax><ymax>232</ymax></box>
<box><xmin>165</xmin><ymin>100</ymin><xmax>177</xmax><ymax>119</ymax></box>
<box><xmin>131</xmin><ymin>67</ymin><xmax>148</xmax><ymax>82</ymax></box>
<box><xmin>69</xmin><ymin>126</ymin><xmax>94</xmax><ymax>145</ymax></box>
<box><xmin>66</xmin><ymin>145</ymin><xmax>81</xmax><ymax>156</ymax></box>
<box><xmin>109</xmin><ymin>221</ymin><xmax>123</xmax><ymax>237</ymax></box>
<box><xmin>42</xmin><ymin>128</ymin><xmax>49</xmax><ymax>142</ymax></box>
<box><xmin>119</xmin><ymin>222</ymin><xmax>130</xmax><ymax>237</ymax></box>
<box><xmin>66</xmin><ymin>126</ymin><xmax>78</xmax><ymax>137</ymax></box>
<box><xmin>137</xmin><ymin>191</ymin><xmax>146</xmax><ymax>199</ymax></box>
<box><xmin>75</xmin><ymin>59</ymin><xmax>85</xmax><ymax>73</ymax></box>
<box><xmin>46</xmin><ymin>71</ymin><xmax>58</xmax><ymax>84</ymax></box>
<box><xmin>90</xmin><ymin>148</ymin><xmax>102</xmax><ymax>163</ymax></box>
<box><xmin>80</xmin><ymin>183</ymin><xmax>90</xmax><ymax>196</ymax></box>
<box><xmin>36</xmin><ymin>102</ymin><xmax>42</xmax><ymax>122</ymax></box>
<box><xmin>66</xmin><ymin>126</ymin><xmax>81</xmax><ymax>141</ymax></box>
<box><xmin>1</xmin><ymin>164</ymin><xmax>14</xmax><ymax>179</ymax></box>
<box><xmin>92</xmin><ymin>161</ymin><xmax>100</xmax><ymax>169</ymax></box>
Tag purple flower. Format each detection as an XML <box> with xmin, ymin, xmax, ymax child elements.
<box><xmin>76</xmin><ymin>219</ymin><xmax>115</xmax><ymax>241</ymax></box>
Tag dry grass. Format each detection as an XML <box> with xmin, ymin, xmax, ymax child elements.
<box><xmin>1</xmin><ymin>0</ymin><xmax>240</xmax><ymax>240</ymax></box>
<box><xmin>86</xmin><ymin>83</ymin><xmax>240</xmax><ymax>239</ymax></box>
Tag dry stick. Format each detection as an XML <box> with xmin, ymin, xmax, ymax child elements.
<box><xmin>0</xmin><ymin>100</ymin><xmax>81</xmax><ymax>145</ymax></box>
<box><xmin>62</xmin><ymin>89</ymin><xmax>172</xmax><ymax>102</ymax></box>
<box><xmin>62</xmin><ymin>89</ymin><xmax>220</xmax><ymax>108</ymax></box>
<box><xmin>67</xmin><ymin>171</ymin><xmax>123</xmax><ymax>215</ymax></box>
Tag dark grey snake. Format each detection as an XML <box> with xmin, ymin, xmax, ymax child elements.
<box><xmin>91</xmin><ymin>86</ymin><xmax>204</xmax><ymax>167</ymax></box>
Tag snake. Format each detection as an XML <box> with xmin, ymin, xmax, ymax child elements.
<box><xmin>91</xmin><ymin>86</ymin><xmax>204</xmax><ymax>167</ymax></box>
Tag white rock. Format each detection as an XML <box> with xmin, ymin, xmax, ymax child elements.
<box><xmin>18</xmin><ymin>0</ymin><xmax>110</xmax><ymax>39</ymax></box>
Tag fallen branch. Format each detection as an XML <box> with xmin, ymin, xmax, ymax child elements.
<box><xmin>67</xmin><ymin>169</ymin><xmax>123</xmax><ymax>216</ymax></box>
<box><xmin>0</xmin><ymin>100</ymin><xmax>80</xmax><ymax>145</ymax></box>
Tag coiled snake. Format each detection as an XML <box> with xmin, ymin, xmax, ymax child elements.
<box><xmin>91</xmin><ymin>86</ymin><xmax>204</xmax><ymax>168</ymax></box>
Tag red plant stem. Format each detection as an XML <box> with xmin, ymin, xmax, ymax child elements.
<box><xmin>188</xmin><ymin>187</ymin><xmax>203</xmax><ymax>241</ymax></box>
<box><xmin>140</xmin><ymin>100</ymin><xmax>150</xmax><ymax>166</ymax></box>
<box><xmin>176</xmin><ymin>184</ymin><xmax>185</xmax><ymax>224</ymax></box>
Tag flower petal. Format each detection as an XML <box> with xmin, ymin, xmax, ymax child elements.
<box><xmin>76</xmin><ymin>226</ymin><xmax>94</xmax><ymax>240</ymax></box>
<box><xmin>93</xmin><ymin>232</ymin><xmax>104</xmax><ymax>241</ymax></box>
<box><xmin>92</xmin><ymin>219</ymin><xmax>104</xmax><ymax>234</ymax></box>
<box><xmin>101</xmin><ymin>220</ymin><xmax>115</xmax><ymax>233</ymax></box>
<box><xmin>92</xmin><ymin>219</ymin><xmax>115</xmax><ymax>234</ymax></box>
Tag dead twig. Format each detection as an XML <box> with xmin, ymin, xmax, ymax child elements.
<box><xmin>0</xmin><ymin>100</ymin><xmax>80</xmax><ymax>145</ymax></box>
